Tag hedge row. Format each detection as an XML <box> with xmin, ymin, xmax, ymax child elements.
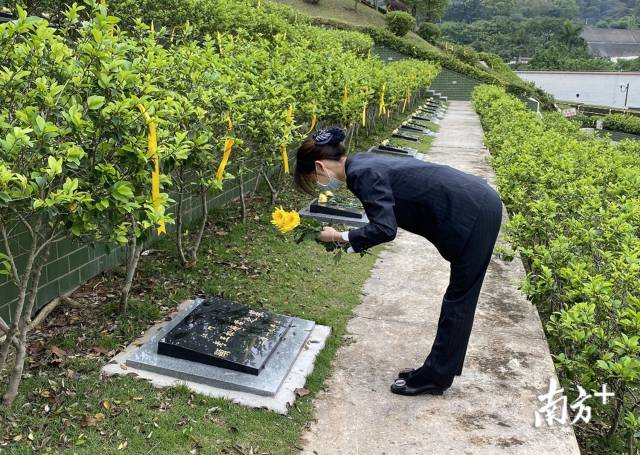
<box><xmin>603</xmin><ymin>114</ymin><xmax>640</xmax><ymax>136</ymax></box>
<box><xmin>473</xmin><ymin>85</ymin><xmax>640</xmax><ymax>454</ymax></box>
<box><xmin>573</xmin><ymin>112</ymin><xmax>640</xmax><ymax>136</ymax></box>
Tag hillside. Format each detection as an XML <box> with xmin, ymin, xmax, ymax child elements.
<box><xmin>275</xmin><ymin>0</ymin><xmax>434</xmax><ymax>49</ymax></box>
<box><xmin>273</xmin><ymin>0</ymin><xmax>553</xmax><ymax>107</ymax></box>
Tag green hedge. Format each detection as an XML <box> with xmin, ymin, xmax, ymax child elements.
<box><xmin>572</xmin><ymin>112</ymin><xmax>640</xmax><ymax>136</ymax></box>
<box><xmin>384</xmin><ymin>11</ymin><xmax>415</xmax><ymax>37</ymax></box>
<box><xmin>473</xmin><ymin>85</ymin><xmax>640</xmax><ymax>454</ymax></box>
<box><xmin>603</xmin><ymin>114</ymin><xmax>640</xmax><ymax>136</ymax></box>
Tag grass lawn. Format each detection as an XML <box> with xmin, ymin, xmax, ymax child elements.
<box><xmin>0</xmin><ymin>102</ymin><xmax>436</xmax><ymax>454</ymax></box>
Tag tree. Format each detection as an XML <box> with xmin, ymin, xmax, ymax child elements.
<box><xmin>406</xmin><ymin>0</ymin><xmax>448</xmax><ymax>22</ymax></box>
<box><xmin>385</xmin><ymin>11</ymin><xmax>416</xmax><ymax>36</ymax></box>
<box><xmin>558</xmin><ymin>20</ymin><xmax>584</xmax><ymax>47</ymax></box>
<box><xmin>0</xmin><ymin>4</ymin><xmax>171</xmax><ymax>404</ymax></box>
<box><xmin>482</xmin><ymin>0</ymin><xmax>516</xmax><ymax>16</ymax></box>
<box><xmin>417</xmin><ymin>22</ymin><xmax>441</xmax><ymax>42</ymax></box>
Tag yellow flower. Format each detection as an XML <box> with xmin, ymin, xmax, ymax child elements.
<box><xmin>271</xmin><ymin>206</ymin><xmax>287</xmax><ymax>227</ymax></box>
<box><xmin>318</xmin><ymin>194</ymin><xmax>328</xmax><ymax>204</ymax></box>
<box><xmin>281</xmin><ymin>211</ymin><xmax>300</xmax><ymax>233</ymax></box>
<box><xmin>271</xmin><ymin>207</ymin><xmax>300</xmax><ymax>234</ymax></box>
<box><xmin>323</xmin><ymin>190</ymin><xmax>334</xmax><ymax>197</ymax></box>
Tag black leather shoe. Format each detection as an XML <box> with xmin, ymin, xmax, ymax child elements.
<box><xmin>398</xmin><ymin>368</ymin><xmax>416</xmax><ymax>380</ymax></box>
<box><xmin>399</xmin><ymin>367</ymin><xmax>462</xmax><ymax>379</ymax></box>
<box><xmin>390</xmin><ymin>379</ymin><xmax>446</xmax><ymax>396</ymax></box>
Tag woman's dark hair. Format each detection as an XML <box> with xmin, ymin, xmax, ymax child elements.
<box><xmin>293</xmin><ymin>127</ymin><xmax>347</xmax><ymax>195</ymax></box>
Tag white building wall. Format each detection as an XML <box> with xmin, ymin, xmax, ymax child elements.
<box><xmin>517</xmin><ymin>71</ymin><xmax>640</xmax><ymax>109</ymax></box>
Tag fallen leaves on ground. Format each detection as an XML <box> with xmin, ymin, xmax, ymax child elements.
<box><xmin>294</xmin><ymin>388</ymin><xmax>310</xmax><ymax>398</ymax></box>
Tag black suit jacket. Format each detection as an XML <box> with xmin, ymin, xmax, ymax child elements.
<box><xmin>345</xmin><ymin>153</ymin><xmax>494</xmax><ymax>262</ymax></box>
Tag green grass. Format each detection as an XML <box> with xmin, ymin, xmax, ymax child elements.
<box><xmin>0</xmin><ymin>100</ymin><xmax>435</xmax><ymax>455</ymax></box>
<box><xmin>0</xmin><ymin>189</ymin><xmax>379</xmax><ymax>454</ymax></box>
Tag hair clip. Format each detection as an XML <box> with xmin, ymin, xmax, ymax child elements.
<box><xmin>313</xmin><ymin>127</ymin><xmax>346</xmax><ymax>146</ymax></box>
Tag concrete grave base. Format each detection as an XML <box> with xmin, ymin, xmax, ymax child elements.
<box><xmin>101</xmin><ymin>300</ymin><xmax>331</xmax><ymax>414</ymax></box>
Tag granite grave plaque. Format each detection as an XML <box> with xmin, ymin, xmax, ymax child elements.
<box><xmin>378</xmin><ymin>144</ymin><xmax>419</xmax><ymax>154</ymax></box>
<box><xmin>157</xmin><ymin>297</ymin><xmax>291</xmax><ymax>375</ymax></box>
<box><xmin>392</xmin><ymin>131</ymin><xmax>420</xmax><ymax>142</ymax></box>
<box><xmin>308</xmin><ymin>197</ymin><xmax>364</xmax><ymax>219</ymax></box>
<box><xmin>412</xmin><ymin>115</ymin><xmax>437</xmax><ymax>122</ymax></box>
<box><xmin>399</xmin><ymin>126</ymin><xmax>434</xmax><ymax>136</ymax></box>
<box><xmin>368</xmin><ymin>146</ymin><xmax>417</xmax><ymax>158</ymax></box>
<box><xmin>299</xmin><ymin>196</ymin><xmax>369</xmax><ymax>227</ymax></box>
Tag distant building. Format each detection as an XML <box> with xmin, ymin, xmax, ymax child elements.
<box><xmin>581</xmin><ymin>26</ymin><xmax>640</xmax><ymax>61</ymax></box>
<box><xmin>508</xmin><ymin>56</ymin><xmax>532</xmax><ymax>67</ymax></box>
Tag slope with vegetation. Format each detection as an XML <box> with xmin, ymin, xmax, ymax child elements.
<box><xmin>271</xmin><ymin>0</ymin><xmax>554</xmax><ymax>106</ymax></box>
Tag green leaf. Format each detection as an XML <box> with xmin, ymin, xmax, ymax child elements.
<box><xmin>112</xmin><ymin>181</ymin><xmax>134</xmax><ymax>202</ymax></box>
<box><xmin>87</xmin><ymin>96</ymin><xmax>106</xmax><ymax>111</ymax></box>
<box><xmin>46</xmin><ymin>156</ymin><xmax>63</xmax><ymax>178</ymax></box>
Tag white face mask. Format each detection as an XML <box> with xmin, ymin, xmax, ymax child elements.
<box><xmin>315</xmin><ymin>165</ymin><xmax>344</xmax><ymax>191</ymax></box>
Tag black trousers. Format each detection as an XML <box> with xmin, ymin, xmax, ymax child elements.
<box><xmin>408</xmin><ymin>187</ymin><xmax>503</xmax><ymax>388</ymax></box>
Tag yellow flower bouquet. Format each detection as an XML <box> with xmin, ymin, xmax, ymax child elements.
<box><xmin>271</xmin><ymin>206</ymin><xmax>360</xmax><ymax>263</ymax></box>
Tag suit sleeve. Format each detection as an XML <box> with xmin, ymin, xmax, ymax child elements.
<box><xmin>347</xmin><ymin>169</ymin><xmax>397</xmax><ymax>252</ymax></box>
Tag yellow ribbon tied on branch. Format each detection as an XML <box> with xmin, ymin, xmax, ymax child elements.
<box><xmin>216</xmin><ymin>112</ymin><xmax>235</xmax><ymax>182</ymax></box>
<box><xmin>362</xmin><ymin>104</ymin><xmax>367</xmax><ymax>127</ymax></box>
<box><xmin>305</xmin><ymin>112</ymin><xmax>317</xmax><ymax>135</ymax></box>
<box><xmin>281</xmin><ymin>104</ymin><xmax>294</xmax><ymax>174</ymax></box>
<box><xmin>136</xmin><ymin>104</ymin><xmax>166</xmax><ymax>235</ymax></box>
<box><xmin>226</xmin><ymin>111</ymin><xmax>233</xmax><ymax>131</ymax></box>
<box><xmin>378</xmin><ymin>83</ymin><xmax>387</xmax><ymax>116</ymax></box>
<box><xmin>216</xmin><ymin>138</ymin><xmax>235</xmax><ymax>182</ymax></box>
<box><xmin>217</xmin><ymin>31</ymin><xmax>223</xmax><ymax>55</ymax></box>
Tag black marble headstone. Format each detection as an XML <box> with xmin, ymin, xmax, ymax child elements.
<box><xmin>392</xmin><ymin>131</ymin><xmax>420</xmax><ymax>142</ymax></box>
<box><xmin>157</xmin><ymin>297</ymin><xmax>292</xmax><ymax>375</ymax></box>
<box><xmin>378</xmin><ymin>144</ymin><xmax>418</xmax><ymax>154</ymax></box>
<box><xmin>309</xmin><ymin>198</ymin><xmax>364</xmax><ymax>219</ymax></box>
<box><xmin>412</xmin><ymin>115</ymin><xmax>436</xmax><ymax>122</ymax></box>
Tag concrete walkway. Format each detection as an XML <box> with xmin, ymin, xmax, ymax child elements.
<box><xmin>299</xmin><ymin>102</ymin><xmax>581</xmax><ymax>454</ymax></box>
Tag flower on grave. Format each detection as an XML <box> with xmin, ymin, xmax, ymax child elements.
<box><xmin>271</xmin><ymin>207</ymin><xmax>300</xmax><ymax>234</ymax></box>
<box><xmin>323</xmin><ymin>190</ymin><xmax>334</xmax><ymax>197</ymax></box>
<box><xmin>270</xmin><ymin>205</ymin><xmax>369</xmax><ymax>264</ymax></box>
<box><xmin>318</xmin><ymin>193</ymin><xmax>328</xmax><ymax>204</ymax></box>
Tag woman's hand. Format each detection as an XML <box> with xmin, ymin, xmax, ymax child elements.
<box><xmin>318</xmin><ymin>226</ymin><xmax>344</xmax><ymax>243</ymax></box>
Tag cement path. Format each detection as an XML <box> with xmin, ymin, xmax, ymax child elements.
<box><xmin>299</xmin><ymin>102</ymin><xmax>581</xmax><ymax>455</ymax></box>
